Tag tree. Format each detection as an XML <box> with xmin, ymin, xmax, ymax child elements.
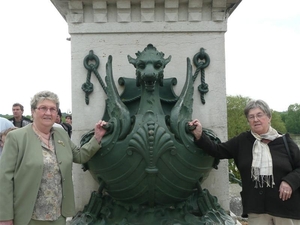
<box><xmin>227</xmin><ymin>95</ymin><xmax>251</xmax><ymax>139</ymax></box>
<box><xmin>271</xmin><ymin>111</ymin><xmax>287</xmax><ymax>134</ymax></box>
<box><xmin>227</xmin><ymin>95</ymin><xmax>251</xmax><ymax>181</ymax></box>
<box><xmin>285</xmin><ymin>104</ymin><xmax>300</xmax><ymax>134</ymax></box>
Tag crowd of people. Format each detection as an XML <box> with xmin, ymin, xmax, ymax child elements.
<box><xmin>0</xmin><ymin>95</ymin><xmax>300</xmax><ymax>225</ymax></box>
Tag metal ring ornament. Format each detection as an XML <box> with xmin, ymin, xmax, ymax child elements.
<box><xmin>84</xmin><ymin>50</ymin><xmax>100</xmax><ymax>71</ymax></box>
<box><xmin>193</xmin><ymin>48</ymin><xmax>210</xmax><ymax>69</ymax></box>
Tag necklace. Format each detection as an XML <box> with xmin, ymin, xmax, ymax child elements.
<box><xmin>39</xmin><ymin>135</ymin><xmax>50</xmax><ymax>141</ymax></box>
<box><xmin>32</xmin><ymin>124</ymin><xmax>51</xmax><ymax>147</ymax></box>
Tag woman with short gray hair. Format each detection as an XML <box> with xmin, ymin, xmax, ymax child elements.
<box><xmin>0</xmin><ymin>90</ymin><xmax>108</xmax><ymax>225</ymax></box>
<box><xmin>189</xmin><ymin>99</ymin><xmax>300</xmax><ymax>225</ymax></box>
<box><xmin>244</xmin><ymin>99</ymin><xmax>272</xmax><ymax>119</ymax></box>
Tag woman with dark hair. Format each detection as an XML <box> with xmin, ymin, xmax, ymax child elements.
<box><xmin>65</xmin><ymin>115</ymin><xmax>72</xmax><ymax>125</ymax></box>
<box><xmin>55</xmin><ymin>109</ymin><xmax>72</xmax><ymax>138</ymax></box>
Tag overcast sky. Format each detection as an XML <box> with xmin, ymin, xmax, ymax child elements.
<box><xmin>1</xmin><ymin>0</ymin><xmax>299</xmax><ymax>116</ymax></box>
<box><xmin>225</xmin><ymin>0</ymin><xmax>300</xmax><ymax>112</ymax></box>
<box><xmin>1</xmin><ymin>0</ymin><xmax>70</xmax><ymax>116</ymax></box>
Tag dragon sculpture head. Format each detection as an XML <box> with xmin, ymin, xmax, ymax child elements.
<box><xmin>128</xmin><ymin>44</ymin><xmax>171</xmax><ymax>92</ymax></box>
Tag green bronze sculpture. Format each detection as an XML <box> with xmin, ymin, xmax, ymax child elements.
<box><xmin>73</xmin><ymin>44</ymin><xmax>235</xmax><ymax>225</ymax></box>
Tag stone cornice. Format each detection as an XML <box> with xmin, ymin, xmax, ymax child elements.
<box><xmin>69</xmin><ymin>20</ymin><xmax>226</xmax><ymax>34</ymax></box>
<box><xmin>51</xmin><ymin>0</ymin><xmax>242</xmax><ymax>33</ymax></box>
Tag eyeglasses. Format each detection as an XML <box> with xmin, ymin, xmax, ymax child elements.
<box><xmin>36</xmin><ymin>106</ymin><xmax>57</xmax><ymax>114</ymax></box>
<box><xmin>247</xmin><ymin>112</ymin><xmax>266</xmax><ymax>121</ymax></box>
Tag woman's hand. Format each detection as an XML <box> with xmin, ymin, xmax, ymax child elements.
<box><xmin>94</xmin><ymin>120</ymin><xmax>107</xmax><ymax>144</ymax></box>
<box><xmin>188</xmin><ymin>119</ymin><xmax>203</xmax><ymax>141</ymax></box>
<box><xmin>0</xmin><ymin>220</ymin><xmax>13</xmax><ymax>225</ymax></box>
<box><xmin>279</xmin><ymin>181</ymin><xmax>293</xmax><ymax>201</ymax></box>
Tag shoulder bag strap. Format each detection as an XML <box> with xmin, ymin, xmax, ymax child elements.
<box><xmin>283</xmin><ymin>134</ymin><xmax>294</xmax><ymax>170</ymax></box>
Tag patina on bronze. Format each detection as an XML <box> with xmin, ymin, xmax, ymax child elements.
<box><xmin>72</xmin><ymin>44</ymin><xmax>234</xmax><ymax>225</ymax></box>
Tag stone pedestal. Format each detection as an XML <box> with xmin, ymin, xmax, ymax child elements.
<box><xmin>51</xmin><ymin>0</ymin><xmax>242</xmax><ymax>213</ymax></box>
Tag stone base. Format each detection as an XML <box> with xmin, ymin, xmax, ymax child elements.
<box><xmin>70</xmin><ymin>189</ymin><xmax>235</xmax><ymax>225</ymax></box>
<box><xmin>229</xmin><ymin>183</ymin><xmax>243</xmax><ymax>217</ymax></box>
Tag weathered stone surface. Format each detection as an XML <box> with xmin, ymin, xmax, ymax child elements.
<box><xmin>229</xmin><ymin>183</ymin><xmax>243</xmax><ymax>217</ymax></box>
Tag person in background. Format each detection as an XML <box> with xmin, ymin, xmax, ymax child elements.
<box><xmin>0</xmin><ymin>117</ymin><xmax>14</xmax><ymax>156</ymax></box>
<box><xmin>9</xmin><ymin>103</ymin><xmax>32</xmax><ymax>127</ymax></box>
<box><xmin>0</xmin><ymin>90</ymin><xmax>107</xmax><ymax>225</ymax></box>
<box><xmin>65</xmin><ymin>115</ymin><xmax>72</xmax><ymax>125</ymax></box>
<box><xmin>189</xmin><ymin>99</ymin><xmax>300</xmax><ymax>225</ymax></box>
<box><xmin>0</xmin><ymin>127</ymin><xmax>18</xmax><ymax>149</ymax></box>
<box><xmin>55</xmin><ymin>109</ymin><xmax>72</xmax><ymax>138</ymax></box>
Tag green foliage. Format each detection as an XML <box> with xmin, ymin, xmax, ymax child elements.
<box><xmin>0</xmin><ymin>114</ymin><xmax>32</xmax><ymax>120</ymax></box>
<box><xmin>271</xmin><ymin>111</ymin><xmax>287</xmax><ymax>134</ymax></box>
<box><xmin>227</xmin><ymin>95</ymin><xmax>251</xmax><ymax>139</ymax></box>
<box><xmin>227</xmin><ymin>95</ymin><xmax>250</xmax><ymax>182</ymax></box>
<box><xmin>285</xmin><ymin>104</ymin><xmax>300</xmax><ymax>134</ymax></box>
<box><xmin>280</xmin><ymin>111</ymin><xmax>288</xmax><ymax>123</ymax></box>
<box><xmin>0</xmin><ymin>115</ymin><xmax>11</xmax><ymax>120</ymax></box>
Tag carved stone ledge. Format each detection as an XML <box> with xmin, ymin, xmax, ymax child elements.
<box><xmin>188</xmin><ymin>0</ymin><xmax>203</xmax><ymax>21</ymax></box>
<box><xmin>68</xmin><ymin>20</ymin><xmax>227</xmax><ymax>34</ymax></box>
<box><xmin>67</xmin><ymin>1</ymin><xmax>83</xmax><ymax>23</ymax></box>
<box><xmin>165</xmin><ymin>0</ymin><xmax>179</xmax><ymax>22</ymax></box>
<box><xmin>212</xmin><ymin>0</ymin><xmax>226</xmax><ymax>21</ymax></box>
<box><xmin>141</xmin><ymin>0</ymin><xmax>155</xmax><ymax>22</ymax></box>
<box><xmin>51</xmin><ymin>0</ymin><xmax>241</xmax><ymax>24</ymax></box>
<box><xmin>117</xmin><ymin>1</ymin><xmax>131</xmax><ymax>23</ymax></box>
<box><xmin>93</xmin><ymin>1</ymin><xmax>107</xmax><ymax>23</ymax></box>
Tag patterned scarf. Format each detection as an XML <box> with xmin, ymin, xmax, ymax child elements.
<box><xmin>251</xmin><ymin>126</ymin><xmax>281</xmax><ymax>188</ymax></box>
